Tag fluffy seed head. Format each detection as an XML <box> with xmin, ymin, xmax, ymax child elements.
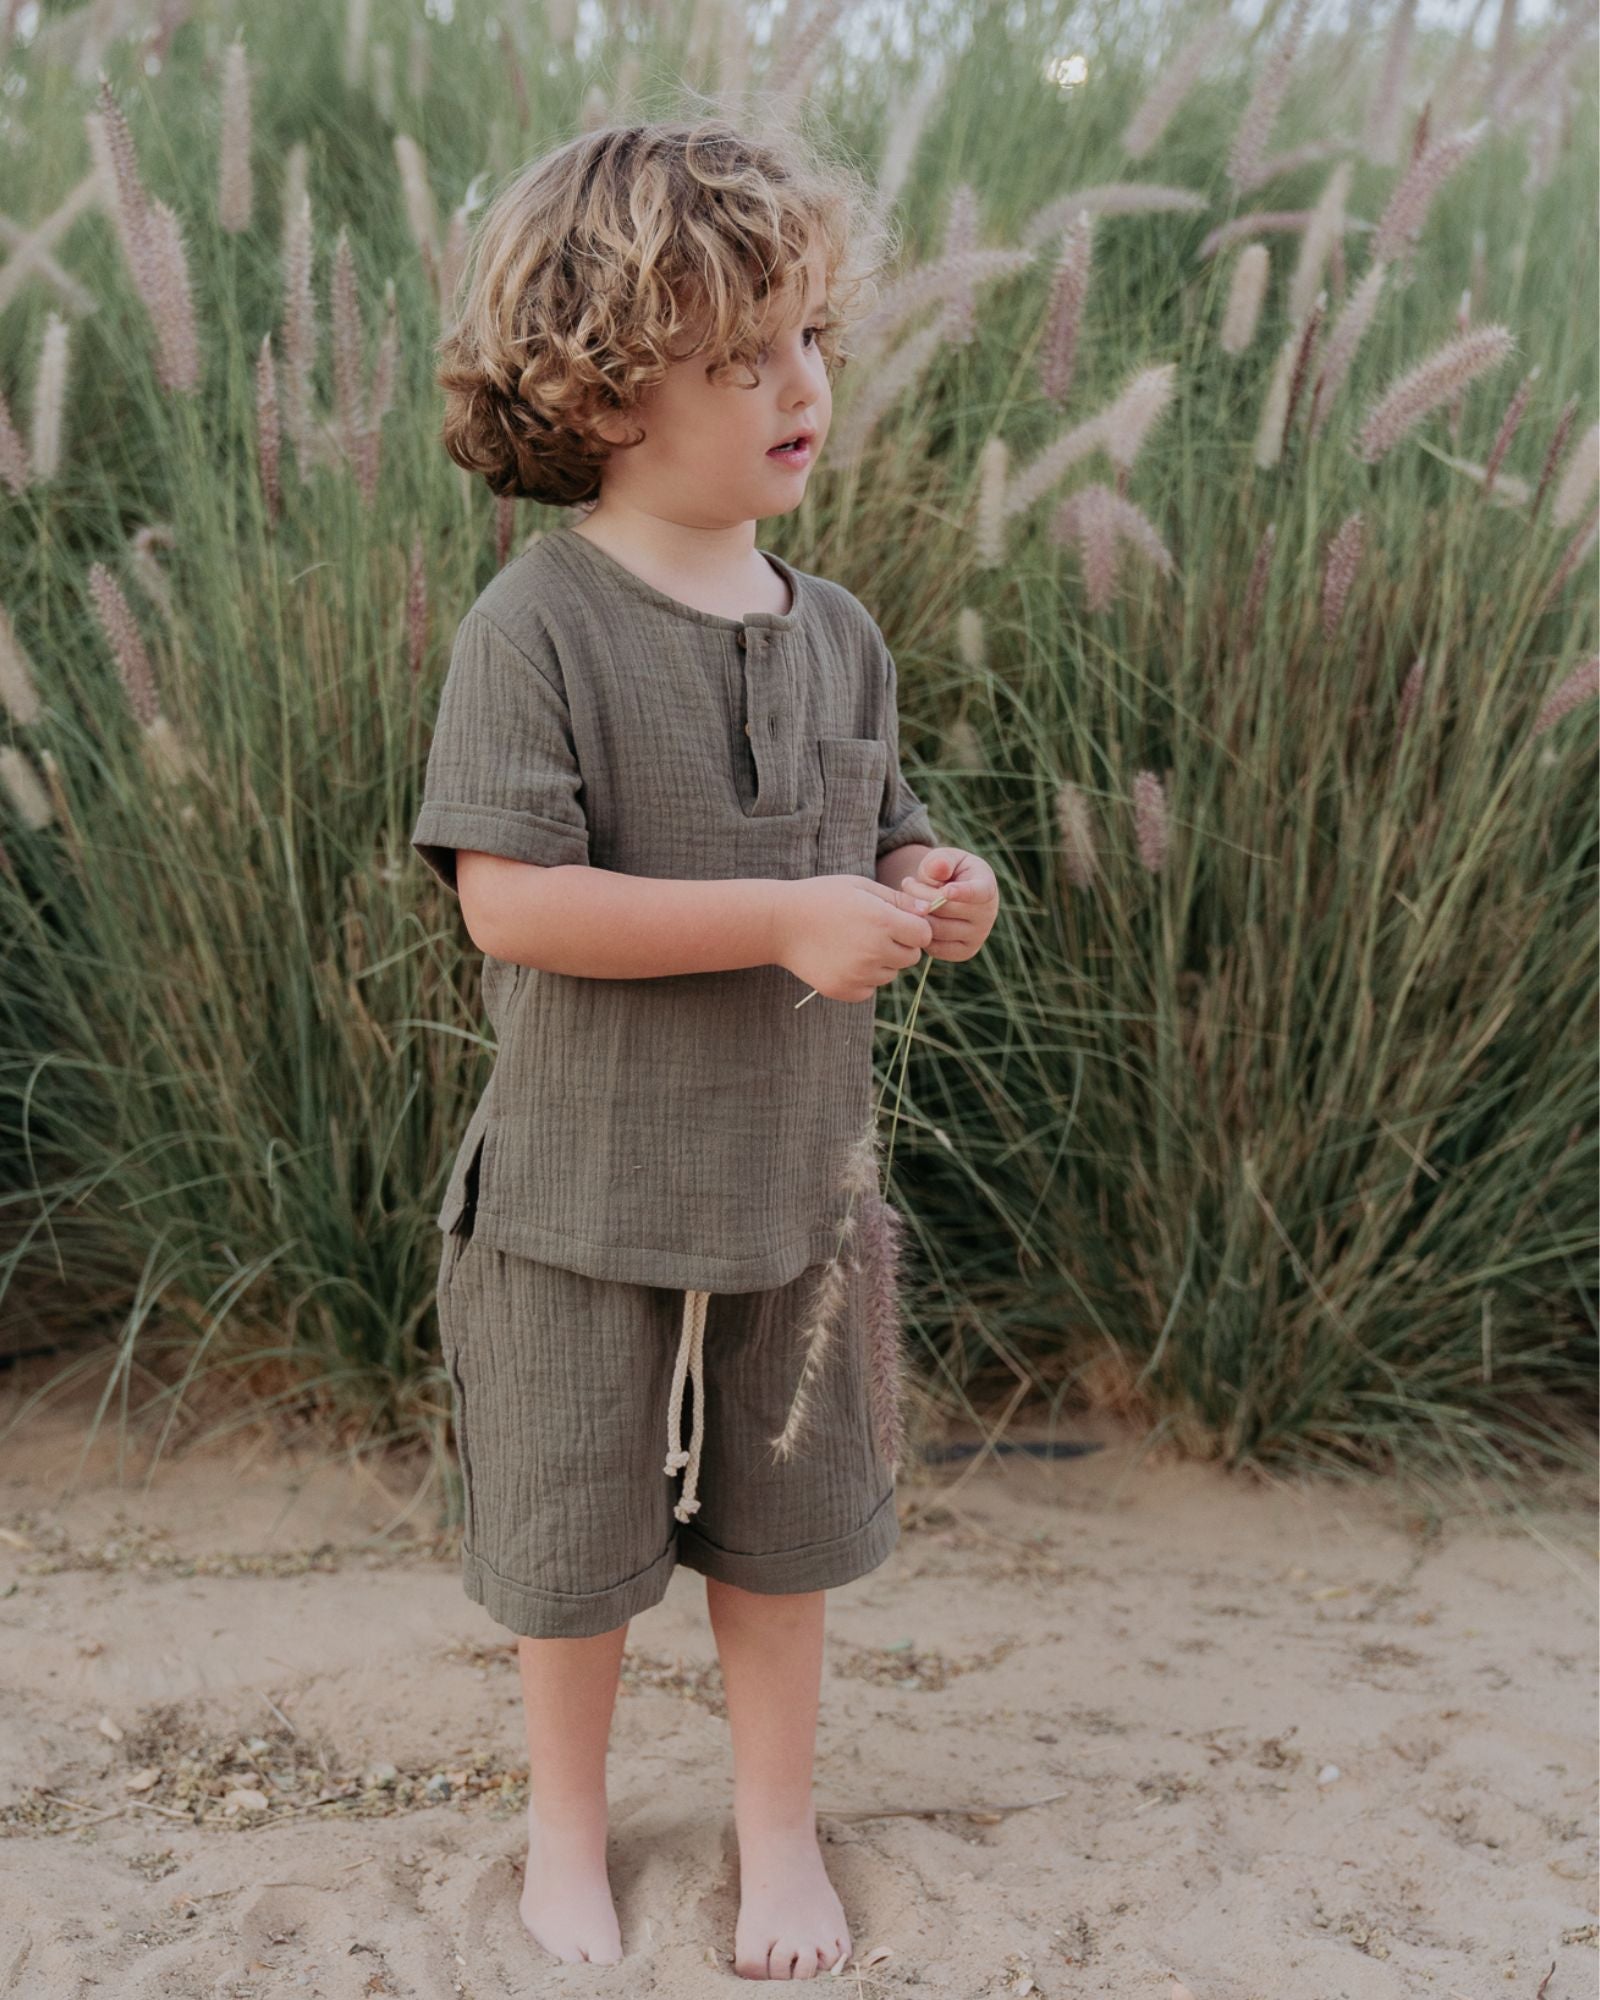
<box><xmin>1132</xmin><ymin>769</ymin><xmax>1170</xmax><ymax>874</ymax></box>
<box><xmin>1220</xmin><ymin>241</ymin><xmax>1270</xmax><ymax>355</ymax></box>
<box><xmin>1355</xmin><ymin>323</ymin><xmax>1516</xmax><ymax>465</ymax></box>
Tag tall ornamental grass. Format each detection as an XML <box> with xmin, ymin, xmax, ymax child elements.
<box><xmin>0</xmin><ymin>0</ymin><xmax>1594</xmax><ymax>1505</ymax></box>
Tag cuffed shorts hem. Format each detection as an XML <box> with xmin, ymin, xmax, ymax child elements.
<box><xmin>676</xmin><ymin>1481</ymin><xmax>900</xmax><ymax>1594</ymax></box>
<box><xmin>460</xmin><ymin>1537</ymin><xmax>677</xmax><ymax>1639</ymax></box>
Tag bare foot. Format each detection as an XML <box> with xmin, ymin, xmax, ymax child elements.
<box><xmin>732</xmin><ymin>1822</ymin><xmax>850</xmax><ymax>1980</ymax></box>
<box><xmin>519</xmin><ymin>1800</ymin><xmax>623</xmax><ymax>1965</ymax></box>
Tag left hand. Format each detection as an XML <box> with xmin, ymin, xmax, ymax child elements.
<box><xmin>897</xmin><ymin>847</ymin><xmax>998</xmax><ymax>962</ymax></box>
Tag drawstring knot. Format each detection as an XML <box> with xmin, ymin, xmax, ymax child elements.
<box><xmin>664</xmin><ymin>1289</ymin><xmax>709</xmax><ymax>1522</ymax></box>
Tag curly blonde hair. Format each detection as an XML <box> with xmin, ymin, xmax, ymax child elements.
<box><xmin>435</xmin><ymin>106</ymin><xmax>894</xmax><ymax>507</ymax></box>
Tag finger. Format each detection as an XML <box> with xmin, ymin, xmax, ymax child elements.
<box><xmin>869</xmin><ymin>881</ymin><xmax>938</xmax><ymax>915</ymax></box>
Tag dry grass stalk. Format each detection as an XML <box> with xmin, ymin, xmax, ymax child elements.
<box><xmin>218</xmin><ymin>36</ymin><xmax>252</xmax><ymax>235</ymax></box>
<box><xmin>1369</xmin><ymin>120</ymin><xmax>1487</xmax><ymax>268</ymax></box>
<box><xmin>1320</xmin><ymin>511</ymin><xmax>1364</xmax><ymax>640</ymax></box>
<box><xmin>407</xmin><ymin>534</ymin><xmax>427</xmax><ymax>682</ymax></box>
<box><xmin>1121</xmin><ymin>8</ymin><xmax>1232</xmax><ymax>160</ymax></box>
<box><xmin>87</xmin><ymin>564</ymin><xmax>159</xmax><ymax>729</ymax></box>
<box><xmin>342</xmin><ymin>0</ymin><xmax>371</xmax><ymax>90</ymax></box>
<box><xmin>769</xmin><ymin>1117</ymin><xmax>881</xmax><ymax>1462</ymax></box>
<box><xmin>861</xmin><ymin>1191</ymin><xmax>912</xmax><ymax>1474</ymax></box>
<box><xmin>771</xmin><ymin>0</ymin><xmax>851</xmax><ymax>114</ymax></box>
<box><xmin>855</xmin><ymin>247</ymin><xmax>1033</xmax><ymax>355</ymax></box>
<box><xmin>974</xmin><ymin>435</ymin><xmax>1008</xmax><ymax>568</ymax></box>
<box><xmin>1057</xmin><ymin>484</ymin><xmax>1120</xmax><ymax>611</ymax></box>
<box><xmin>1055</xmin><ymin>779</ymin><xmax>1097</xmax><ymax>889</ymax></box>
<box><xmin>0</xmin><ymin>604</ymin><xmax>42</xmax><ymax>727</ymax></box>
<box><xmin>280</xmin><ymin>189</ymin><xmax>316</xmax><ymax>467</ymax></box>
<box><xmin>440</xmin><ymin>206</ymin><xmax>470</xmax><ymax>311</ymax></box>
<box><xmin>393</xmin><ymin>134</ymin><xmax>440</xmax><ymax>299</ymax></box>
<box><xmin>0</xmin><ymin>746</ymin><xmax>52</xmax><ymax>831</ymax></box>
<box><xmin>126</xmin><ymin>525</ymin><xmax>176</xmax><ymax>626</ymax></box>
<box><xmin>1132</xmin><ymin>770</ymin><xmax>1170</xmax><ymax>874</ymax></box>
<box><xmin>1279</xmin><ymin>290</ymin><xmax>1326</xmax><ymax>454</ymax></box>
<box><xmin>1053</xmin><ymin>483</ymin><xmax>1173</xmax><ymax>613</ymax></box>
<box><xmin>1220</xmin><ymin>242</ymin><xmax>1270</xmax><ymax>357</ymax></box>
<box><xmin>1363</xmin><ymin>0</ymin><xmax>1417</xmax><ymax>166</ymax></box>
<box><xmin>1198</xmin><ymin>209</ymin><xmax>1326</xmax><ymax>260</ymax></box>
<box><xmin>1039</xmin><ymin>210</ymin><xmax>1092</xmax><ymax>404</ymax></box>
<box><xmin>955</xmin><ymin>606</ymin><xmax>984</xmax><ymax>677</ymax></box>
<box><xmin>0</xmin><ymin>160</ymin><xmax>100</xmax><ymax>318</ymax></box>
<box><xmin>1492</xmin><ymin>10</ymin><xmax>1597</xmax><ymax>127</ymax></box>
<box><xmin>370</xmin><ymin>278</ymin><xmax>399</xmax><ymax>424</ymax></box>
<box><xmin>145</xmin><ymin>199</ymin><xmax>200</xmax><ymax>395</ymax></box>
<box><xmin>1430</xmin><ymin>447</ymin><xmax>1530</xmax><ymax>508</ymax></box>
<box><xmin>937</xmin><ymin>185</ymin><xmax>982</xmax><ymax>346</ymax></box>
<box><xmin>330</xmin><ymin>228</ymin><xmax>366</xmax><ymax>464</ymax></box>
<box><xmin>1308</xmin><ymin>260</ymin><xmax>1387</xmax><ymax>438</ymax></box>
<box><xmin>29</xmin><ymin>312</ymin><xmax>69</xmax><ymax>481</ymax></box>
<box><xmin>0</xmin><ymin>382</ymin><xmax>25</xmax><ymax>496</ymax></box>
<box><xmin>1530</xmin><ymin>395</ymin><xmax>1579</xmax><ymax>518</ymax></box>
<box><xmin>829</xmin><ymin>319</ymin><xmax>947</xmax><ymax>466</ymax></box>
<box><xmin>1398</xmin><ymin>654</ymin><xmax>1428</xmax><ymax>729</ymax></box>
<box><xmin>1354</xmin><ymin>324</ymin><xmax>1515</xmax><ymax>465</ymax></box>
<box><xmin>255</xmin><ymin>333</ymin><xmax>280</xmax><ymax>523</ymax></box>
<box><xmin>1021</xmin><ymin>183</ymin><xmax>1206</xmax><ymax>252</ymax></box>
<box><xmin>1253</xmin><ymin>334</ymin><xmax>1296</xmax><ymax>470</ymax></box>
<box><xmin>1480</xmin><ymin>364</ymin><xmax>1539</xmax><ymax>501</ymax></box>
<box><xmin>1227</xmin><ymin>0</ymin><xmax>1310</xmax><ymax>191</ymax></box>
<box><xmin>1288</xmin><ymin>161</ymin><xmax>1351</xmax><ymax>329</ymax></box>
<box><xmin>1240</xmin><ymin>522</ymin><xmax>1276</xmax><ymax>655</ymax></box>
<box><xmin>1541</xmin><ymin>499</ymin><xmax>1599</xmax><ymax>611</ymax></box>
<box><xmin>1252</xmin><ymin>138</ymin><xmax>1352</xmax><ymax>184</ymax></box>
<box><xmin>1001</xmin><ymin>411</ymin><xmax>1107</xmax><ymax>521</ymax></box>
<box><xmin>1550</xmin><ymin>420</ymin><xmax>1599</xmax><ymax>528</ymax></box>
<box><xmin>1531</xmin><ymin>656</ymin><xmax>1600</xmax><ymax>738</ymax></box>
<box><xmin>877</xmin><ymin>67</ymin><xmax>944</xmax><ymax>215</ymax></box>
<box><xmin>1312</xmin><ymin>262</ymin><xmax>1384</xmax><ymax>438</ymax></box>
<box><xmin>95</xmin><ymin>79</ymin><xmax>156</xmax><ymax>297</ymax></box>
<box><xmin>1100</xmin><ymin>362</ymin><xmax>1177</xmax><ymax>472</ymax></box>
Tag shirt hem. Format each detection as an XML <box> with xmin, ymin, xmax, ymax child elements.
<box><xmin>457</xmin><ymin>1205</ymin><xmax>846</xmax><ymax>1294</ymax></box>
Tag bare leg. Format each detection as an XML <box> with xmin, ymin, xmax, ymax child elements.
<box><xmin>705</xmin><ymin>1579</ymin><xmax>850</xmax><ymax>1981</ymax></box>
<box><xmin>516</xmin><ymin>1623</ymin><xmax>629</xmax><ymax>1964</ymax></box>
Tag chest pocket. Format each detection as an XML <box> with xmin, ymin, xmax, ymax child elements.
<box><xmin>816</xmin><ymin>736</ymin><xmax>888</xmax><ymax>877</ymax></box>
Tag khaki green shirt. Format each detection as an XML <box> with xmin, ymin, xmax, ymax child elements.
<box><xmin>411</xmin><ymin>522</ymin><xmax>937</xmax><ymax>1292</ymax></box>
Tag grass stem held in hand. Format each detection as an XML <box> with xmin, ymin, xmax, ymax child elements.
<box><xmin>792</xmin><ymin>887</ymin><xmax>950</xmax><ymax>1008</ymax></box>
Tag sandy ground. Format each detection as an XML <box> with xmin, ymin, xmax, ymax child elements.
<box><xmin>1</xmin><ymin>1361</ymin><xmax>1595</xmax><ymax>2000</ymax></box>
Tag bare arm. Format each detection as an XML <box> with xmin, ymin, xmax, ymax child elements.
<box><xmin>876</xmin><ymin>842</ymin><xmax>935</xmax><ymax>894</ymax></box>
<box><xmin>460</xmin><ymin>852</ymin><xmax>788</xmax><ymax>980</ymax></box>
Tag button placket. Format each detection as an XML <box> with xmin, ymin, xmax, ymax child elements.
<box><xmin>739</xmin><ymin>626</ymin><xmax>798</xmax><ymax>815</ymax></box>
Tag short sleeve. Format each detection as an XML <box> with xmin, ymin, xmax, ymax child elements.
<box><xmin>873</xmin><ymin>628</ymin><xmax>938</xmax><ymax>861</ymax></box>
<box><xmin>410</xmin><ymin>607</ymin><xmax>589</xmax><ymax>895</ymax></box>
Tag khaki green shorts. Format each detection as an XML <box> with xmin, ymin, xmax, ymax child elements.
<box><xmin>434</xmin><ymin>1201</ymin><xmax>900</xmax><ymax>1639</ymax></box>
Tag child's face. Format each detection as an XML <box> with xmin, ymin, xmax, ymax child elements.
<box><xmin>594</xmin><ymin>253</ymin><xmax>832</xmax><ymax>527</ymax></box>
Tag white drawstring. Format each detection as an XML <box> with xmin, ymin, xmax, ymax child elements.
<box><xmin>664</xmin><ymin>1288</ymin><xmax>710</xmax><ymax>1522</ymax></box>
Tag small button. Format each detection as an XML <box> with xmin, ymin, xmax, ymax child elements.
<box><xmin>743</xmin><ymin>720</ymin><xmax>751</xmax><ymax>735</ymax></box>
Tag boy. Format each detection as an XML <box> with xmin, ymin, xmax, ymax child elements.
<box><xmin>411</xmin><ymin>116</ymin><xmax>999</xmax><ymax>1979</ymax></box>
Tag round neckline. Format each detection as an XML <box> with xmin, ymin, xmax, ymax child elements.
<box><xmin>547</xmin><ymin>521</ymin><xmax>804</xmax><ymax>632</ymax></box>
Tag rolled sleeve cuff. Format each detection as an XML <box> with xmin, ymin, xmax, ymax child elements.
<box><xmin>876</xmin><ymin>802</ymin><xmax>936</xmax><ymax>861</ymax></box>
<box><xmin>410</xmin><ymin>802</ymin><xmax>590</xmax><ymax>893</ymax></box>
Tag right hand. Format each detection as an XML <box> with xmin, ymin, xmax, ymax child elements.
<box><xmin>774</xmin><ymin>875</ymin><xmax>936</xmax><ymax>1003</ymax></box>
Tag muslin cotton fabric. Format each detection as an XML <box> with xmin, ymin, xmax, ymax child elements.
<box><xmin>411</xmin><ymin>521</ymin><xmax>937</xmax><ymax>1293</ymax></box>
<box><xmin>434</xmin><ymin>1206</ymin><xmax>899</xmax><ymax>1637</ymax></box>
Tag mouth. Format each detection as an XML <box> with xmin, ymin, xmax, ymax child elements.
<box><xmin>766</xmin><ymin>430</ymin><xmax>815</xmax><ymax>469</ymax></box>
